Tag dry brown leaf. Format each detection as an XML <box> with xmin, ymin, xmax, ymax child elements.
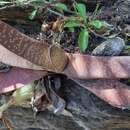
<box><xmin>0</xmin><ymin>45</ymin><xmax>43</xmax><ymax>70</ymax></box>
<box><xmin>0</xmin><ymin>67</ymin><xmax>46</xmax><ymax>94</ymax></box>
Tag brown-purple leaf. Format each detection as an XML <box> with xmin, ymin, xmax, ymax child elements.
<box><xmin>73</xmin><ymin>79</ymin><xmax>130</xmax><ymax>108</ymax></box>
<box><xmin>0</xmin><ymin>67</ymin><xmax>47</xmax><ymax>93</ymax></box>
<box><xmin>0</xmin><ymin>45</ymin><xmax>43</xmax><ymax>70</ymax></box>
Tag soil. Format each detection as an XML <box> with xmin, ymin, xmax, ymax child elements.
<box><xmin>0</xmin><ymin>0</ymin><xmax>130</xmax><ymax>130</ymax></box>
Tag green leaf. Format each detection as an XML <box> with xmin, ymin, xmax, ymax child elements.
<box><xmin>64</xmin><ymin>20</ymin><xmax>81</xmax><ymax>28</ymax></box>
<box><xmin>90</xmin><ymin>20</ymin><xmax>104</xmax><ymax>29</ymax></box>
<box><xmin>12</xmin><ymin>83</ymin><xmax>35</xmax><ymax>104</ymax></box>
<box><xmin>90</xmin><ymin>20</ymin><xmax>113</xmax><ymax>29</ymax></box>
<box><xmin>29</xmin><ymin>9</ymin><xmax>37</xmax><ymax>20</ymax></box>
<box><xmin>78</xmin><ymin>29</ymin><xmax>89</xmax><ymax>52</ymax></box>
<box><xmin>75</xmin><ymin>3</ymin><xmax>87</xmax><ymax>22</ymax></box>
<box><xmin>55</xmin><ymin>3</ymin><xmax>68</xmax><ymax>11</ymax></box>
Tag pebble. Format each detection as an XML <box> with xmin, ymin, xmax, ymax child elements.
<box><xmin>92</xmin><ymin>37</ymin><xmax>125</xmax><ymax>56</ymax></box>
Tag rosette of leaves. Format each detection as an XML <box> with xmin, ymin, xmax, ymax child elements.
<box><xmin>64</xmin><ymin>3</ymin><xmax>108</xmax><ymax>52</ymax></box>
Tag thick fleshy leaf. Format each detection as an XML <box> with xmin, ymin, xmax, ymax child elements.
<box><xmin>78</xmin><ymin>29</ymin><xmax>89</xmax><ymax>52</ymax></box>
<box><xmin>0</xmin><ymin>45</ymin><xmax>43</xmax><ymax>70</ymax></box>
<box><xmin>63</xmin><ymin>54</ymin><xmax>130</xmax><ymax>79</ymax></box>
<box><xmin>75</xmin><ymin>3</ymin><xmax>87</xmax><ymax>22</ymax></box>
<box><xmin>0</xmin><ymin>67</ymin><xmax>47</xmax><ymax>94</ymax></box>
<box><xmin>0</xmin><ymin>20</ymin><xmax>68</xmax><ymax>72</ymax></box>
<box><xmin>73</xmin><ymin>79</ymin><xmax>130</xmax><ymax>108</ymax></box>
<box><xmin>64</xmin><ymin>20</ymin><xmax>81</xmax><ymax>28</ymax></box>
<box><xmin>90</xmin><ymin>20</ymin><xmax>109</xmax><ymax>29</ymax></box>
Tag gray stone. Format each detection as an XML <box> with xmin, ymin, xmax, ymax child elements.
<box><xmin>92</xmin><ymin>37</ymin><xmax>125</xmax><ymax>56</ymax></box>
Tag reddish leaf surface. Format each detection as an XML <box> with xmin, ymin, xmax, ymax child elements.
<box><xmin>1</xmin><ymin>67</ymin><xmax>130</xmax><ymax>108</ymax></box>
<box><xmin>0</xmin><ymin>67</ymin><xmax>47</xmax><ymax>93</ymax></box>
<box><xmin>64</xmin><ymin>54</ymin><xmax>130</xmax><ymax>79</ymax></box>
<box><xmin>0</xmin><ymin>45</ymin><xmax>43</xmax><ymax>70</ymax></box>
<box><xmin>1</xmin><ymin>20</ymin><xmax>130</xmax><ymax>109</ymax></box>
<box><xmin>73</xmin><ymin>79</ymin><xmax>130</xmax><ymax>108</ymax></box>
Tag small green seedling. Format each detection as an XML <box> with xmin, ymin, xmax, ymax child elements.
<box><xmin>64</xmin><ymin>3</ymin><xmax>109</xmax><ymax>52</ymax></box>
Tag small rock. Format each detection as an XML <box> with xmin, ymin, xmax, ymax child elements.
<box><xmin>0</xmin><ymin>62</ymin><xmax>11</xmax><ymax>72</ymax></box>
<box><xmin>92</xmin><ymin>37</ymin><xmax>125</xmax><ymax>56</ymax></box>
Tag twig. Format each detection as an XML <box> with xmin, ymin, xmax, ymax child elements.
<box><xmin>47</xmin><ymin>8</ymin><xmax>65</xmax><ymax>18</ymax></box>
<box><xmin>89</xmin><ymin>29</ymin><xmax>107</xmax><ymax>39</ymax></box>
